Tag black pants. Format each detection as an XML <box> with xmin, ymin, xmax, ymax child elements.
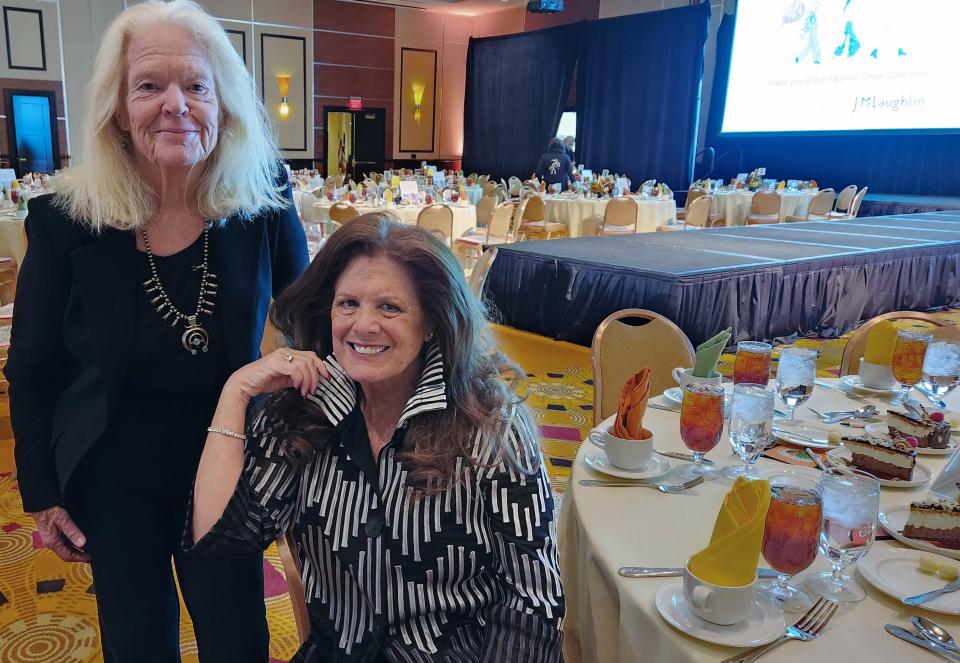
<box><xmin>67</xmin><ymin>454</ymin><xmax>269</xmax><ymax>663</ymax></box>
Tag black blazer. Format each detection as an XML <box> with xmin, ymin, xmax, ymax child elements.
<box><xmin>5</xmin><ymin>170</ymin><xmax>309</xmax><ymax>513</ymax></box>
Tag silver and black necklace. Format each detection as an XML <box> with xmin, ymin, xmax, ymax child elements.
<box><xmin>140</xmin><ymin>226</ymin><xmax>218</xmax><ymax>355</ymax></box>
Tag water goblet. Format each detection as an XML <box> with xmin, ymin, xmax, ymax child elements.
<box><xmin>722</xmin><ymin>384</ymin><xmax>774</xmax><ymax>480</ymax></box>
<box><xmin>759</xmin><ymin>475</ymin><xmax>823</xmax><ymax>612</ymax></box>
<box><xmin>678</xmin><ymin>383</ymin><xmax>724</xmax><ymax>480</ymax></box>
<box><xmin>893</xmin><ymin>330</ymin><xmax>932</xmax><ymax>404</ymax></box>
<box><xmin>734</xmin><ymin>341</ymin><xmax>772</xmax><ymax>386</ymax></box>
<box><xmin>776</xmin><ymin>347</ymin><xmax>816</xmax><ymax>421</ymax></box>
<box><xmin>918</xmin><ymin>340</ymin><xmax>960</xmax><ymax>403</ymax></box>
<box><xmin>804</xmin><ymin>468</ymin><xmax>879</xmax><ymax>602</ymax></box>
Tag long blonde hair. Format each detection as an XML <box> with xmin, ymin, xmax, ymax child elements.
<box><xmin>54</xmin><ymin>0</ymin><xmax>285</xmax><ymax>230</ymax></box>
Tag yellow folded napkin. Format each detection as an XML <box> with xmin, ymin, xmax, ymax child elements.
<box><xmin>689</xmin><ymin>477</ymin><xmax>771</xmax><ymax>586</ymax></box>
<box><xmin>776</xmin><ymin>181</ymin><xmax>785</xmax><ymax>191</ymax></box>
<box><xmin>612</xmin><ymin>368</ymin><xmax>651</xmax><ymax>440</ymax></box>
<box><xmin>863</xmin><ymin>320</ymin><xmax>898</xmax><ymax>366</ymax></box>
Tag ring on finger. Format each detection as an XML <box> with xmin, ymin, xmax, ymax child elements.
<box><xmin>283</xmin><ymin>351</ymin><xmax>294</xmax><ymax>363</ymax></box>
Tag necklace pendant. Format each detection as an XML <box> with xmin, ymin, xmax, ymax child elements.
<box><xmin>181</xmin><ymin>315</ymin><xmax>210</xmax><ymax>355</ymax></box>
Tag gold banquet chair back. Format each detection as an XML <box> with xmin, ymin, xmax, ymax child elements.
<box><xmin>417</xmin><ymin>204</ymin><xmax>454</xmax><ymax>246</ymax></box>
<box><xmin>835</xmin><ymin>184</ymin><xmax>858</xmax><ymax>213</ymax></box>
<box><xmin>840</xmin><ymin>311</ymin><xmax>960</xmax><ymax>376</ymax></box>
<box><xmin>468</xmin><ymin>247</ymin><xmax>497</xmax><ymax>297</ymax></box>
<box><xmin>683</xmin><ymin>195</ymin><xmax>717</xmax><ymax>228</ymax></box>
<box><xmin>745</xmin><ymin>190</ymin><xmax>781</xmax><ymax>225</ymax></box>
<box><xmin>277</xmin><ymin>532</ymin><xmax>311</xmax><ymax>645</ymax></box>
<box><xmin>591</xmin><ymin>309</ymin><xmax>696</xmax><ymax>427</ymax></box>
<box><xmin>328</xmin><ymin>203</ymin><xmax>360</xmax><ymax>225</ymax></box>
<box><xmin>598</xmin><ymin>197</ymin><xmax>639</xmax><ymax>235</ymax></box>
<box><xmin>785</xmin><ymin>188</ymin><xmax>835</xmax><ymax>222</ymax></box>
<box><xmin>475</xmin><ymin>193</ymin><xmax>497</xmax><ymax>228</ymax></box>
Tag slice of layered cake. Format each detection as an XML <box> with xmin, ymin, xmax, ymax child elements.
<box><xmin>903</xmin><ymin>496</ymin><xmax>960</xmax><ymax>549</ymax></box>
<box><xmin>842</xmin><ymin>434</ymin><xmax>917</xmax><ymax>481</ymax></box>
<box><xmin>888</xmin><ymin>408</ymin><xmax>951</xmax><ymax>449</ymax></box>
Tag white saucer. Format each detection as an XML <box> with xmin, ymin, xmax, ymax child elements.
<box><xmin>879</xmin><ymin>506</ymin><xmax>960</xmax><ymax>561</ymax></box>
<box><xmin>825</xmin><ymin>447</ymin><xmax>932</xmax><ymax>487</ymax></box>
<box><xmin>859</xmin><ymin>547</ymin><xmax>960</xmax><ymax>614</ymax></box>
<box><xmin>840</xmin><ymin>375</ymin><xmax>901</xmax><ymax>396</ymax></box>
<box><xmin>654</xmin><ymin>579</ymin><xmax>785</xmax><ymax>647</ymax></box>
<box><xmin>772</xmin><ymin>420</ymin><xmax>834</xmax><ymax>449</ymax></box>
<box><xmin>864</xmin><ymin>422</ymin><xmax>958</xmax><ymax>455</ymax></box>
<box><xmin>584</xmin><ymin>451</ymin><xmax>672</xmax><ymax>480</ymax></box>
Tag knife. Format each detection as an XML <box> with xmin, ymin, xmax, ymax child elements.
<box><xmin>655</xmin><ymin>449</ymin><xmax>714</xmax><ymax>465</ymax></box>
<box><xmin>885</xmin><ymin>625</ymin><xmax>960</xmax><ymax>661</ymax></box>
<box><xmin>619</xmin><ymin>566</ymin><xmax>779</xmax><ymax>579</ymax></box>
<box><xmin>815</xmin><ymin>379</ymin><xmax>869</xmax><ymax>402</ymax></box>
<box><xmin>903</xmin><ymin>578</ymin><xmax>960</xmax><ymax>606</ymax></box>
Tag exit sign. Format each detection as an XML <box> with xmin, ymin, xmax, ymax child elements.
<box><xmin>347</xmin><ymin>97</ymin><xmax>363</xmax><ymax>110</ymax></box>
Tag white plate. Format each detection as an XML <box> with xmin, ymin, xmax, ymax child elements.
<box><xmin>772</xmin><ymin>421</ymin><xmax>834</xmax><ymax>449</ymax></box>
<box><xmin>864</xmin><ymin>422</ymin><xmax>958</xmax><ymax>455</ymax></box>
<box><xmin>654</xmin><ymin>579</ymin><xmax>785</xmax><ymax>647</ymax></box>
<box><xmin>584</xmin><ymin>450</ymin><xmax>672</xmax><ymax>480</ymax></box>
<box><xmin>858</xmin><ymin>547</ymin><xmax>960</xmax><ymax>614</ymax></box>
<box><xmin>839</xmin><ymin>375</ymin><xmax>902</xmax><ymax>396</ymax></box>
<box><xmin>879</xmin><ymin>506</ymin><xmax>960</xmax><ymax>561</ymax></box>
<box><xmin>825</xmin><ymin>447</ymin><xmax>931</xmax><ymax>487</ymax></box>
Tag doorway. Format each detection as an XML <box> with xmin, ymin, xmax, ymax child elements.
<box><xmin>5</xmin><ymin>90</ymin><xmax>59</xmax><ymax>176</ymax></box>
<box><xmin>324</xmin><ymin>107</ymin><xmax>385</xmax><ymax>182</ymax></box>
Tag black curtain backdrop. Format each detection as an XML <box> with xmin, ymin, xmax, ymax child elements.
<box><xmin>705</xmin><ymin>11</ymin><xmax>960</xmax><ymax>196</ymax></box>
<box><xmin>462</xmin><ymin>24</ymin><xmax>581</xmax><ymax>182</ymax></box>
<box><xmin>575</xmin><ymin>3</ymin><xmax>711</xmax><ymax>189</ymax></box>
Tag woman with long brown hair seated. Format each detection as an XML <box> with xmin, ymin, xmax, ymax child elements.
<box><xmin>189</xmin><ymin>214</ymin><xmax>564</xmax><ymax>662</ymax></box>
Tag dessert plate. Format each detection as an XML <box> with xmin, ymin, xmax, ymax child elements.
<box><xmin>864</xmin><ymin>422</ymin><xmax>958</xmax><ymax>455</ymax></box>
<box><xmin>839</xmin><ymin>375</ymin><xmax>901</xmax><ymax>396</ymax></box>
<box><xmin>879</xmin><ymin>506</ymin><xmax>960</xmax><ymax>561</ymax></box>
<box><xmin>772</xmin><ymin>421</ymin><xmax>834</xmax><ymax>449</ymax></box>
<box><xmin>859</xmin><ymin>547</ymin><xmax>960</xmax><ymax>614</ymax></box>
<box><xmin>825</xmin><ymin>447</ymin><xmax>931</xmax><ymax>487</ymax></box>
<box><xmin>654</xmin><ymin>579</ymin><xmax>784</xmax><ymax>647</ymax></box>
<box><xmin>583</xmin><ymin>451</ymin><xmax>672</xmax><ymax>481</ymax></box>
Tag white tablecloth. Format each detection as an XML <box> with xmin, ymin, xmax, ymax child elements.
<box><xmin>543</xmin><ymin>196</ymin><xmax>676</xmax><ymax>237</ymax></box>
<box><xmin>310</xmin><ymin>200</ymin><xmax>476</xmax><ymax>239</ymax></box>
<box><xmin>711</xmin><ymin>191</ymin><xmax>818</xmax><ymax>227</ymax></box>
<box><xmin>0</xmin><ymin>216</ymin><xmax>26</xmax><ymax>266</ymax></box>
<box><xmin>464</xmin><ymin>185</ymin><xmax>483</xmax><ymax>206</ymax></box>
<box><xmin>560</xmin><ymin>378</ymin><xmax>960</xmax><ymax>663</ymax></box>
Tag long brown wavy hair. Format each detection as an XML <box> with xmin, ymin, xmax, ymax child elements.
<box><xmin>265</xmin><ymin>213</ymin><xmax>537</xmax><ymax>492</ymax></box>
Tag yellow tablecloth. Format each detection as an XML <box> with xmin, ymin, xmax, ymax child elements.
<box><xmin>560</xmin><ymin>378</ymin><xmax>960</xmax><ymax>663</ymax></box>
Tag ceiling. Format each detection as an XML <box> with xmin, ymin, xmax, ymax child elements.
<box><xmin>340</xmin><ymin>0</ymin><xmax>529</xmax><ymax>16</ymax></box>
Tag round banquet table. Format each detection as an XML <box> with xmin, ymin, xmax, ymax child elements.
<box><xmin>0</xmin><ymin>215</ymin><xmax>26</xmax><ymax>266</ymax></box>
<box><xmin>464</xmin><ymin>185</ymin><xmax>483</xmax><ymax>206</ymax></box>
<box><xmin>310</xmin><ymin>200</ymin><xmax>476</xmax><ymax>238</ymax></box>
<box><xmin>543</xmin><ymin>196</ymin><xmax>676</xmax><ymax>237</ymax></box>
<box><xmin>710</xmin><ymin>190</ymin><xmax>818</xmax><ymax>227</ymax></box>
<box><xmin>559</xmin><ymin>378</ymin><xmax>960</xmax><ymax>663</ymax></box>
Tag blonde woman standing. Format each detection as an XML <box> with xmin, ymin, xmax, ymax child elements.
<box><xmin>5</xmin><ymin>2</ymin><xmax>307</xmax><ymax>661</ymax></box>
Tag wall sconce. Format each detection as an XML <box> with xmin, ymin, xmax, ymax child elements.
<box><xmin>411</xmin><ymin>83</ymin><xmax>425</xmax><ymax>124</ymax></box>
<box><xmin>276</xmin><ymin>74</ymin><xmax>291</xmax><ymax>119</ymax></box>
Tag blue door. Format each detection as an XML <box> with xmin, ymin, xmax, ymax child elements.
<box><xmin>11</xmin><ymin>93</ymin><xmax>55</xmax><ymax>175</ymax></box>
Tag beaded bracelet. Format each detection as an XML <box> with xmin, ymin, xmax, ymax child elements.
<box><xmin>207</xmin><ymin>426</ymin><xmax>246</xmax><ymax>441</ymax></box>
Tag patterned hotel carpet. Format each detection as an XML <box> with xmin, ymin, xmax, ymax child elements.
<box><xmin>2</xmin><ymin>310</ymin><xmax>960</xmax><ymax>661</ymax></box>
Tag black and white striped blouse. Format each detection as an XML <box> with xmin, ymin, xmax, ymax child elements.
<box><xmin>189</xmin><ymin>345</ymin><xmax>565</xmax><ymax>662</ymax></box>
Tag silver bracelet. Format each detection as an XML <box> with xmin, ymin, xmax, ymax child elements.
<box><xmin>207</xmin><ymin>426</ymin><xmax>246</xmax><ymax>441</ymax></box>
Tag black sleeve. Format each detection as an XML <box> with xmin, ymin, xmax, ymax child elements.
<box><xmin>5</xmin><ymin>198</ymin><xmax>74</xmax><ymax>512</ymax></box>
<box><xmin>268</xmin><ymin>166</ymin><xmax>309</xmax><ymax>297</ymax></box>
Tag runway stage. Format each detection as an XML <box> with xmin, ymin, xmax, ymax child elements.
<box><xmin>483</xmin><ymin>212</ymin><xmax>960</xmax><ymax>347</ymax></box>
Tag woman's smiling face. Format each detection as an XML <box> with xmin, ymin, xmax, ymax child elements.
<box><xmin>331</xmin><ymin>254</ymin><xmax>432</xmax><ymax>393</ymax></box>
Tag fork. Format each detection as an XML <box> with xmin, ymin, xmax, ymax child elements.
<box><xmin>719</xmin><ymin>597</ymin><xmax>838</xmax><ymax>663</ymax></box>
<box><xmin>578</xmin><ymin>476</ymin><xmax>705</xmax><ymax>493</ymax></box>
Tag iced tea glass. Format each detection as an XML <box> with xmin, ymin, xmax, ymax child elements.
<box><xmin>892</xmin><ymin>330</ymin><xmax>932</xmax><ymax>404</ymax></box>
<box><xmin>760</xmin><ymin>475</ymin><xmax>823</xmax><ymax>612</ymax></box>
<box><xmin>679</xmin><ymin>383</ymin><xmax>724</xmax><ymax>480</ymax></box>
<box><xmin>734</xmin><ymin>341</ymin><xmax>772</xmax><ymax>386</ymax></box>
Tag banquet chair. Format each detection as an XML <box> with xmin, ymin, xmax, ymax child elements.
<box><xmin>785</xmin><ymin>188</ymin><xmax>835</xmax><ymax>222</ymax></box>
<box><xmin>277</xmin><ymin>532</ymin><xmax>311</xmax><ymax>645</ymax></box>
<box><xmin>827</xmin><ymin>185</ymin><xmax>868</xmax><ymax>220</ymax></box>
<box><xmin>831</xmin><ymin>184</ymin><xmax>858</xmax><ymax>215</ymax></box>
<box><xmin>683</xmin><ymin>195</ymin><xmax>724</xmax><ymax>228</ymax></box>
<box><xmin>676</xmin><ymin>187</ymin><xmax>705</xmax><ymax>221</ymax></box>
<box><xmin>745</xmin><ymin>191</ymin><xmax>781</xmax><ymax>225</ymax></box>
<box><xmin>475</xmin><ymin>193</ymin><xmax>497</xmax><ymax>228</ymax></box>
<box><xmin>482</xmin><ymin>182</ymin><xmax>498</xmax><ymax>197</ymax></box>
<box><xmin>417</xmin><ymin>204</ymin><xmax>454</xmax><ymax>246</ymax></box>
<box><xmin>848</xmin><ymin>186</ymin><xmax>868</xmax><ymax>218</ymax></box>
<box><xmin>454</xmin><ymin>202</ymin><xmax>515</xmax><ymax>268</ymax></box>
<box><xmin>519</xmin><ymin>193</ymin><xmax>566</xmax><ymax>240</ymax></box>
<box><xmin>597</xmin><ymin>197</ymin><xmax>639</xmax><ymax>235</ymax></box>
<box><xmin>591</xmin><ymin>309</ymin><xmax>696</xmax><ymax>427</ymax></box>
<box><xmin>328</xmin><ymin>203</ymin><xmax>360</xmax><ymax>225</ymax></box>
<box><xmin>467</xmin><ymin>247</ymin><xmax>497</xmax><ymax>297</ymax></box>
<box><xmin>839</xmin><ymin>311</ymin><xmax>960</xmax><ymax>376</ymax></box>
<box><xmin>0</xmin><ymin>257</ymin><xmax>17</xmax><ymax>305</ymax></box>
<box><xmin>478</xmin><ymin>175</ymin><xmax>490</xmax><ymax>186</ymax></box>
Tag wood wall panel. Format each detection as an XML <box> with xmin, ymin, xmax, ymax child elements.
<box><xmin>314</xmin><ymin>64</ymin><xmax>394</xmax><ymax>101</ymax></box>
<box><xmin>314</xmin><ymin>0</ymin><xmax>395</xmax><ymax>37</ymax></box>
<box><xmin>315</xmin><ymin>32</ymin><xmax>393</xmax><ymax>69</ymax></box>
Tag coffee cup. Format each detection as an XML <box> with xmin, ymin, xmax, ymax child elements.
<box><xmin>683</xmin><ymin>563</ymin><xmax>756</xmax><ymax>625</ymax></box>
<box><xmin>672</xmin><ymin>367</ymin><xmax>723</xmax><ymax>391</ymax></box>
<box><xmin>587</xmin><ymin>425</ymin><xmax>653</xmax><ymax>471</ymax></box>
<box><xmin>858</xmin><ymin>360</ymin><xmax>897</xmax><ymax>390</ymax></box>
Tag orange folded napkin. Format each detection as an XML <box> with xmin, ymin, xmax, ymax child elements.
<box><xmin>689</xmin><ymin>477</ymin><xmax>771</xmax><ymax>586</ymax></box>
<box><xmin>612</xmin><ymin>368</ymin><xmax>652</xmax><ymax>440</ymax></box>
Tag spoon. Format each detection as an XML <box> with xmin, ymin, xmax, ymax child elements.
<box><xmin>914</xmin><ymin>616</ymin><xmax>960</xmax><ymax>652</ymax></box>
<box><xmin>822</xmin><ymin>404</ymin><xmax>878</xmax><ymax>423</ymax></box>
